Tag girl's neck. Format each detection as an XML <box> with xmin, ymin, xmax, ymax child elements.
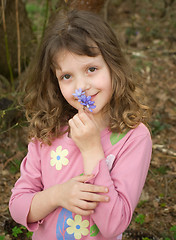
<box><xmin>93</xmin><ymin>112</ymin><xmax>109</xmax><ymax>131</ymax></box>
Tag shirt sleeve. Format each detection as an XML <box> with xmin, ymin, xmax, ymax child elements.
<box><xmin>87</xmin><ymin>130</ymin><xmax>152</xmax><ymax>238</ymax></box>
<box><xmin>9</xmin><ymin>140</ymin><xmax>43</xmax><ymax>231</ymax></box>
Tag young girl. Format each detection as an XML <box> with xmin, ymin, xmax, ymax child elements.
<box><xmin>9</xmin><ymin>10</ymin><xmax>152</xmax><ymax>240</ymax></box>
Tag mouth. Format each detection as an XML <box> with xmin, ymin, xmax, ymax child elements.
<box><xmin>89</xmin><ymin>92</ymin><xmax>98</xmax><ymax>101</ymax></box>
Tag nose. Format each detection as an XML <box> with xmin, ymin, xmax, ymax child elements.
<box><xmin>76</xmin><ymin>76</ymin><xmax>90</xmax><ymax>92</ymax></box>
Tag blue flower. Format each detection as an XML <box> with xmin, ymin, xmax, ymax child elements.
<box><xmin>73</xmin><ymin>88</ymin><xmax>85</xmax><ymax>98</ymax></box>
<box><xmin>79</xmin><ymin>95</ymin><xmax>96</xmax><ymax>112</ymax></box>
<box><xmin>73</xmin><ymin>88</ymin><xmax>96</xmax><ymax>112</ymax></box>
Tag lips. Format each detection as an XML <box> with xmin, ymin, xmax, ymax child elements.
<box><xmin>89</xmin><ymin>92</ymin><xmax>98</xmax><ymax>101</ymax></box>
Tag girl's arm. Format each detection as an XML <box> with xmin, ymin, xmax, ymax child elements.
<box><xmin>87</xmin><ymin>128</ymin><xmax>152</xmax><ymax>238</ymax></box>
<box><xmin>27</xmin><ymin>175</ymin><xmax>109</xmax><ymax>223</ymax></box>
<box><xmin>69</xmin><ymin>112</ymin><xmax>152</xmax><ymax>238</ymax></box>
<box><xmin>9</xmin><ymin>141</ymin><xmax>109</xmax><ymax>230</ymax></box>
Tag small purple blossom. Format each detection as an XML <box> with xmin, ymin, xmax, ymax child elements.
<box><xmin>72</xmin><ymin>88</ymin><xmax>85</xmax><ymax>98</ymax></box>
<box><xmin>72</xmin><ymin>88</ymin><xmax>96</xmax><ymax>112</ymax></box>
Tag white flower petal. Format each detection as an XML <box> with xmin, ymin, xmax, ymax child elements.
<box><xmin>75</xmin><ymin>215</ymin><xmax>82</xmax><ymax>224</ymax></box>
<box><xmin>50</xmin><ymin>158</ymin><xmax>56</xmax><ymax>166</ymax></box>
<box><xmin>66</xmin><ymin>226</ymin><xmax>74</xmax><ymax>234</ymax></box>
<box><xmin>74</xmin><ymin>232</ymin><xmax>82</xmax><ymax>239</ymax></box>
<box><xmin>81</xmin><ymin>228</ymin><xmax>89</xmax><ymax>236</ymax></box>
<box><xmin>67</xmin><ymin>218</ymin><xmax>74</xmax><ymax>227</ymax></box>
<box><xmin>62</xmin><ymin>149</ymin><xmax>68</xmax><ymax>156</ymax></box>
<box><xmin>62</xmin><ymin>158</ymin><xmax>69</xmax><ymax>166</ymax></box>
<box><xmin>80</xmin><ymin>219</ymin><xmax>89</xmax><ymax>228</ymax></box>
<box><xmin>50</xmin><ymin>150</ymin><xmax>56</xmax><ymax>158</ymax></box>
<box><xmin>56</xmin><ymin>161</ymin><xmax>62</xmax><ymax>170</ymax></box>
<box><xmin>56</xmin><ymin>146</ymin><xmax>62</xmax><ymax>154</ymax></box>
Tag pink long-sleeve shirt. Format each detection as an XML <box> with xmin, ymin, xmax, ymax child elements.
<box><xmin>9</xmin><ymin>123</ymin><xmax>152</xmax><ymax>240</ymax></box>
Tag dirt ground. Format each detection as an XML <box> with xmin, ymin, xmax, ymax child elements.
<box><xmin>0</xmin><ymin>1</ymin><xmax>176</xmax><ymax>239</ymax></box>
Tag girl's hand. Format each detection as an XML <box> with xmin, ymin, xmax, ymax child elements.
<box><xmin>69</xmin><ymin>110</ymin><xmax>105</xmax><ymax>173</ymax></box>
<box><xmin>69</xmin><ymin>109</ymin><xmax>101</xmax><ymax>153</ymax></box>
<box><xmin>69</xmin><ymin>110</ymin><xmax>105</xmax><ymax>174</ymax></box>
<box><xmin>55</xmin><ymin>175</ymin><xmax>109</xmax><ymax>216</ymax></box>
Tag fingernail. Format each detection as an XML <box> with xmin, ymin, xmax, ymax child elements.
<box><xmin>105</xmin><ymin>188</ymin><xmax>108</xmax><ymax>192</ymax></box>
<box><xmin>105</xmin><ymin>196</ymin><xmax>109</xmax><ymax>201</ymax></box>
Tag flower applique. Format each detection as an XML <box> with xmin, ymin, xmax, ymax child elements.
<box><xmin>106</xmin><ymin>154</ymin><xmax>115</xmax><ymax>171</ymax></box>
<box><xmin>73</xmin><ymin>88</ymin><xmax>96</xmax><ymax>112</ymax></box>
<box><xmin>56</xmin><ymin>208</ymin><xmax>99</xmax><ymax>239</ymax></box>
<box><xmin>66</xmin><ymin>215</ymin><xmax>89</xmax><ymax>239</ymax></box>
<box><xmin>50</xmin><ymin>146</ymin><xmax>69</xmax><ymax>171</ymax></box>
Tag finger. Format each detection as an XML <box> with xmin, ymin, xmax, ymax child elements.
<box><xmin>68</xmin><ymin>118</ymin><xmax>77</xmax><ymax>129</ymax></box>
<box><xmin>82</xmin><ymin>183</ymin><xmax>109</xmax><ymax>194</ymax></box>
<box><xmin>79</xmin><ymin>108</ymin><xmax>95</xmax><ymax>121</ymax></box>
<box><xmin>78</xmin><ymin>110</ymin><xmax>91</xmax><ymax>123</ymax></box>
<box><xmin>78</xmin><ymin>111</ymin><xmax>98</xmax><ymax>130</ymax></box>
<box><xmin>71</xmin><ymin>206</ymin><xmax>94</xmax><ymax>216</ymax></box>
<box><xmin>81</xmin><ymin>192</ymin><xmax>109</xmax><ymax>203</ymax></box>
<box><xmin>73</xmin><ymin>114</ymin><xmax>85</xmax><ymax>128</ymax></box>
<box><xmin>76</xmin><ymin>199</ymin><xmax>98</xmax><ymax>210</ymax></box>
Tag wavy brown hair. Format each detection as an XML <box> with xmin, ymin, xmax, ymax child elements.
<box><xmin>24</xmin><ymin>10</ymin><xmax>150</xmax><ymax>145</ymax></box>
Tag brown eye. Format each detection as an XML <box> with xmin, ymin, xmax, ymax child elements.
<box><xmin>62</xmin><ymin>74</ymin><xmax>71</xmax><ymax>80</ymax></box>
<box><xmin>88</xmin><ymin>67</ymin><xmax>97</xmax><ymax>73</ymax></box>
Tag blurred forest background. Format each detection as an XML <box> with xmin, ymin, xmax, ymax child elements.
<box><xmin>0</xmin><ymin>0</ymin><xmax>176</xmax><ymax>239</ymax></box>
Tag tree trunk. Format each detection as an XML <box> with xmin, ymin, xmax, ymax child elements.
<box><xmin>0</xmin><ymin>0</ymin><xmax>36</xmax><ymax>80</ymax></box>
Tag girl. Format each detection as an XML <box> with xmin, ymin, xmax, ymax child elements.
<box><xmin>9</xmin><ymin>10</ymin><xmax>152</xmax><ymax>240</ymax></box>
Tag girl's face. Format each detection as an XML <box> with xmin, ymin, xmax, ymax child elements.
<box><xmin>55</xmin><ymin>49</ymin><xmax>112</xmax><ymax>119</ymax></box>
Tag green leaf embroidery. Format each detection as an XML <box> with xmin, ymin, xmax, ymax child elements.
<box><xmin>110</xmin><ymin>131</ymin><xmax>128</xmax><ymax>145</ymax></box>
<box><xmin>90</xmin><ymin>224</ymin><xmax>99</xmax><ymax>237</ymax></box>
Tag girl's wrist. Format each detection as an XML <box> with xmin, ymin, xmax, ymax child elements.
<box><xmin>81</xmin><ymin>148</ymin><xmax>104</xmax><ymax>160</ymax></box>
<box><xmin>50</xmin><ymin>184</ymin><xmax>63</xmax><ymax>209</ymax></box>
<box><xmin>81</xmin><ymin>147</ymin><xmax>105</xmax><ymax>174</ymax></box>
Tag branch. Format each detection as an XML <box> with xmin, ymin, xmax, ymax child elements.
<box><xmin>3</xmin><ymin>151</ymin><xmax>24</xmax><ymax>169</ymax></box>
<box><xmin>153</xmin><ymin>144</ymin><xmax>176</xmax><ymax>158</ymax></box>
<box><xmin>104</xmin><ymin>0</ymin><xmax>110</xmax><ymax>21</ymax></box>
<box><xmin>1</xmin><ymin>0</ymin><xmax>14</xmax><ymax>89</ymax></box>
<box><xmin>15</xmin><ymin>0</ymin><xmax>21</xmax><ymax>75</ymax></box>
<box><xmin>41</xmin><ymin>0</ymin><xmax>49</xmax><ymax>42</ymax></box>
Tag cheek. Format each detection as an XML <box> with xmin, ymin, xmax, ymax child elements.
<box><xmin>100</xmin><ymin>73</ymin><xmax>112</xmax><ymax>91</ymax></box>
<box><xmin>58</xmin><ymin>82</ymin><xmax>71</xmax><ymax>98</ymax></box>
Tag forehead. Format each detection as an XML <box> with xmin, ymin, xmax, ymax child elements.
<box><xmin>55</xmin><ymin>49</ymin><xmax>104</xmax><ymax>70</ymax></box>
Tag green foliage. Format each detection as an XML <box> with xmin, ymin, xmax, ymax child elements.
<box><xmin>9</xmin><ymin>159</ymin><xmax>21</xmax><ymax>174</ymax></box>
<box><xmin>137</xmin><ymin>200</ymin><xmax>148</xmax><ymax>208</ymax></box>
<box><xmin>161</xmin><ymin>225</ymin><xmax>176</xmax><ymax>240</ymax></box>
<box><xmin>125</xmin><ymin>26</ymin><xmax>138</xmax><ymax>38</ymax></box>
<box><xmin>25</xmin><ymin>1</ymin><xmax>47</xmax><ymax>38</ymax></box>
<box><xmin>154</xmin><ymin>166</ymin><xmax>170</xmax><ymax>175</ymax></box>
<box><xmin>150</xmin><ymin>115</ymin><xmax>170</xmax><ymax>135</ymax></box>
<box><xmin>170</xmin><ymin>225</ymin><xmax>176</xmax><ymax>240</ymax></box>
<box><xmin>160</xmin><ymin>202</ymin><xmax>166</xmax><ymax>208</ymax></box>
<box><xmin>11</xmin><ymin>225</ymin><xmax>33</xmax><ymax>238</ymax></box>
<box><xmin>0</xmin><ymin>236</ymin><xmax>5</xmax><ymax>240</ymax></box>
<box><xmin>12</xmin><ymin>226</ymin><xmax>23</xmax><ymax>237</ymax></box>
<box><xmin>135</xmin><ymin>214</ymin><xmax>145</xmax><ymax>225</ymax></box>
<box><xmin>26</xmin><ymin>3</ymin><xmax>41</xmax><ymax>14</ymax></box>
<box><xmin>142</xmin><ymin>238</ymin><xmax>151</xmax><ymax>240</ymax></box>
<box><xmin>26</xmin><ymin>231</ymin><xmax>33</xmax><ymax>238</ymax></box>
